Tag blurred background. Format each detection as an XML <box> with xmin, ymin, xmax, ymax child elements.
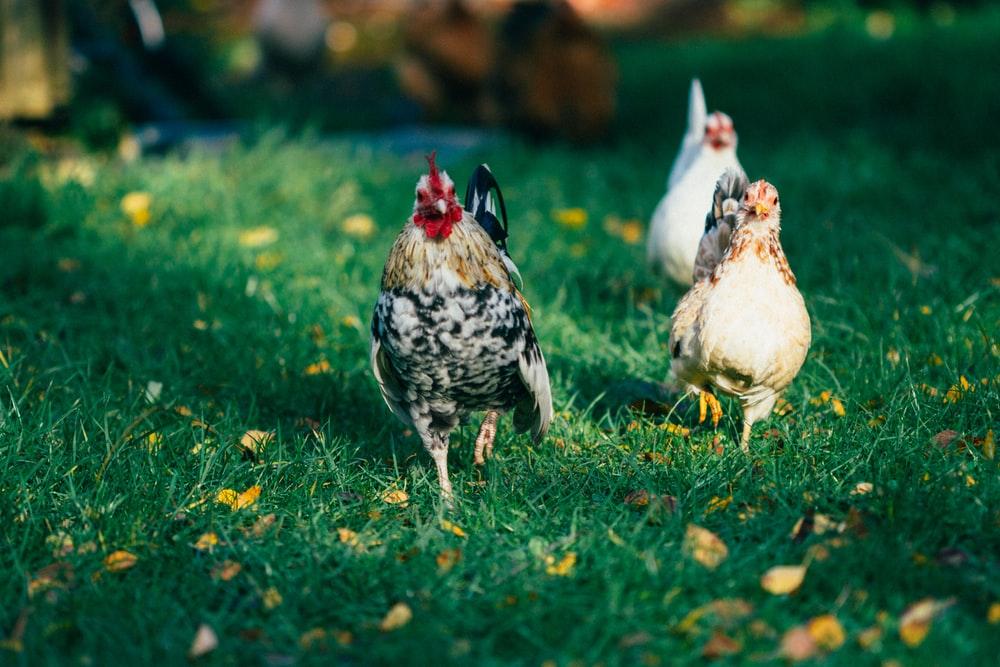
<box><xmin>2</xmin><ymin>0</ymin><xmax>995</xmax><ymax>154</ymax></box>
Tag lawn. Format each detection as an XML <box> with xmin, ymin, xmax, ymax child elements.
<box><xmin>2</xmin><ymin>11</ymin><xmax>1000</xmax><ymax>666</ymax></box>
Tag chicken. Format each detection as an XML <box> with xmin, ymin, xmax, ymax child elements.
<box><xmin>370</xmin><ymin>154</ymin><xmax>552</xmax><ymax>500</ymax></box>
<box><xmin>669</xmin><ymin>178</ymin><xmax>810</xmax><ymax>451</ymax></box>
<box><xmin>648</xmin><ymin>79</ymin><xmax>743</xmax><ymax>285</ymax></box>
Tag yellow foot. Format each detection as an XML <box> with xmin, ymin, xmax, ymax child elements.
<box><xmin>698</xmin><ymin>390</ymin><xmax>723</xmax><ymax>427</ymax></box>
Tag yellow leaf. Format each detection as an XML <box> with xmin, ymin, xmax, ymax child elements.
<box><xmin>927</xmin><ymin>353</ymin><xmax>943</xmax><ymax>366</ymax></box>
<box><xmin>299</xmin><ymin>628</ymin><xmax>327</xmax><ymax>651</ymax></box>
<box><xmin>381</xmin><ymin>489</ymin><xmax>409</xmax><ymax>505</ymax></box>
<box><xmin>807</xmin><ymin>615</ymin><xmax>845</xmax><ymax>650</ymax></box>
<box><xmin>436</xmin><ymin>548</ymin><xmax>461</xmax><ymax>572</ymax></box>
<box><xmin>304</xmin><ymin>359</ymin><xmax>331</xmax><ymax>375</ymax></box>
<box><xmin>831</xmin><ymin>398</ymin><xmax>846</xmax><ymax>417</ymax></box>
<box><xmin>104</xmin><ymin>550</ymin><xmax>138</xmax><ymax>572</ymax></box>
<box><xmin>254</xmin><ymin>251</ymin><xmax>283</xmax><ymax>271</ymax></box>
<box><xmin>553</xmin><ymin>208</ymin><xmax>588</xmax><ymax>229</ymax></box>
<box><xmin>216</xmin><ymin>488</ymin><xmax>238</xmax><ymax>508</ymax></box>
<box><xmin>194</xmin><ymin>532</ymin><xmax>219</xmax><ymax>552</ymax></box>
<box><xmin>338</xmin><ymin>527</ymin><xmax>360</xmax><ymax>547</ymax></box>
<box><xmin>187</xmin><ymin>624</ymin><xmax>218</xmax><ymax>659</ymax></box>
<box><xmin>545</xmin><ymin>552</ymin><xmax>577</xmax><ymax>576</ymax></box>
<box><xmin>781</xmin><ymin>626</ymin><xmax>817</xmax><ymax>661</ymax></box>
<box><xmin>239</xmin><ymin>430</ymin><xmax>273</xmax><ymax>456</ymax></box>
<box><xmin>262</xmin><ymin>586</ymin><xmax>283</xmax><ymax>610</ymax></box>
<box><xmin>983</xmin><ymin>429</ymin><xmax>995</xmax><ymax>460</ymax></box>
<box><xmin>342</xmin><ymin>213</ymin><xmax>376</xmax><ymax>239</ymax></box>
<box><xmin>341</xmin><ymin>315</ymin><xmax>361</xmax><ymax>329</ymax></box>
<box><xmin>379</xmin><ymin>602</ymin><xmax>413</xmax><ymax>631</ymax></box>
<box><xmin>706</xmin><ymin>495</ymin><xmax>732</xmax><ymax>514</ymax></box>
<box><xmin>899</xmin><ymin>597</ymin><xmax>954</xmax><ymax>647</ymax></box>
<box><xmin>235</xmin><ymin>485</ymin><xmax>261</xmax><ymax>510</ymax></box>
<box><xmin>851</xmin><ymin>481</ymin><xmax>874</xmax><ymax>496</ymax></box>
<box><xmin>919</xmin><ymin>305</ymin><xmax>932</xmax><ymax>315</ymax></box>
<box><xmin>620</xmin><ymin>220</ymin><xmax>643</xmax><ymax>245</ymax></box>
<box><xmin>683</xmin><ymin>524</ymin><xmax>728</xmax><ymax>570</ymax></box>
<box><xmin>216</xmin><ymin>485</ymin><xmax>261</xmax><ymax>511</ymax></box>
<box><xmin>440</xmin><ymin>520</ymin><xmax>467</xmax><ymax>538</ymax></box>
<box><xmin>857</xmin><ymin>625</ymin><xmax>883</xmax><ymax>649</ymax></box>
<box><xmin>987</xmin><ymin>602</ymin><xmax>1000</xmax><ymax>624</ymax></box>
<box><xmin>238</xmin><ymin>226</ymin><xmax>279</xmax><ymax>248</ymax></box>
<box><xmin>121</xmin><ymin>191</ymin><xmax>151</xmax><ymax>227</ymax></box>
<box><xmin>886</xmin><ymin>348</ymin><xmax>901</xmax><ymax>365</ymax></box>
<box><xmin>760</xmin><ymin>564</ymin><xmax>807</xmax><ymax>595</ymax></box>
<box><xmin>212</xmin><ymin>560</ymin><xmax>242</xmax><ymax>581</ymax></box>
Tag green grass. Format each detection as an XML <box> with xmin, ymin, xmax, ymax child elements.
<box><xmin>2</xmin><ymin>13</ymin><xmax>1000</xmax><ymax>666</ymax></box>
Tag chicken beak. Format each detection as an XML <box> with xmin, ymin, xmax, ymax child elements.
<box><xmin>754</xmin><ymin>202</ymin><xmax>770</xmax><ymax>217</ymax></box>
<box><xmin>435</xmin><ymin>199</ymin><xmax>448</xmax><ymax>214</ymax></box>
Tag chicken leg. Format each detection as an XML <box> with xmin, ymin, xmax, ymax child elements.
<box><xmin>698</xmin><ymin>390</ymin><xmax>723</xmax><ymax>427</ymax></box>
<box><xmin>473</xmin><ymin>410</ymin><xmax>500</xmax><ymax>465</ymax></box>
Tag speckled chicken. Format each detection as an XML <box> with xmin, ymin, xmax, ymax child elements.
<box><xmin>370</xmin><ymin>155</ymin><xmax>552</xmax><ymax>500</ymax></box>
<box><xmin>648</xmin><ymin>79</ymin><xmax>743</xmax><ymax>285</ymax></box>
<box><xmin>669</xmin><ymin>178</ymin><xmax>810</xmax><ymax>451</ymax></box>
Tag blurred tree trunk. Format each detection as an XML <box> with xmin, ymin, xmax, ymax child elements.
<box><xmin>0</xmin><ymin>0</ymin><xmax>70</xmax><ymax>120</ymax></box>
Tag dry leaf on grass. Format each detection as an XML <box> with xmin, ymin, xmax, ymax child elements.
<box><xmin>807</xmin><ymin>615</ymin><xmax>845</xmax><ymax>650</ymax></box>
<box><xmin>781</xmin><ymin>626</ymin><xmax>817</xmax><ymax>661</ymax></box>
<box><xmin>545</xmin><ymin>552</ymin><xmax>577</xmax><ymax>576</ymax></box>
<box><xmin>381</xmin><ymin>489</ymin><xmax>409</xmax><ymax>505</ymax></box>
<box><xmin>440</xmin><ymin>520</ymin><xmax>467</xmax><ymax>538</ymax></box>
<box><xmin>216</xmin><ymin>485</ymin><xmax>261</xmax><ymax>511</ymax></box>
<box><xmin>303</xmin><ymin>359</ymin><xmax>331</xmax><ymax>375</ymax></box>
<box><xmin>239</xmin><ymin>430</ymin><xmax>273</xmax><ymax>457</ymax></box>
<box><xmin>857</xmin><ymin>625</ymin><xmax>883</xmax><ymax>649</ymax></box>
<box><xmin>188</xmin><ymin>624</ymin><xmax>218</xmax><ymax>659</ymax></box>
<box><xmin>238</xmin><ymin>226</ymin><xmax>278</xmax><ymax>248</ymax></box>
<box><xmin>104</xmin><ymin>550</ymin><xmax>137</xmax><ymax>572</ymax></box>
<box><xmin>262</xmin><ymin>587</ymin><xmax>283</xmax><ymax>610</ymax></box>
<box><xmin>436</xmin><ymin>548</ymin><xmax>461</xmax><ymax>572</ymax></box>
<box><xmin>211</xmin><ymin>560</ymin><xmax>242</xmax><ymax>581</ymax></box>
<box><xmin>987</xmin><ymin>602</ymin><xmax>1000</xmax><ymax>624</ymax></box>
<box><xmin>194</xmin><ymin>532</ymin><xmax>219</xmax><ymax>552</ymax></box>
<box><xmin>683</xmin><ymin>524</ymin><xmax>728</xmax><ymax>570</ymax></box>
<box><xmin>899</xmin><ymin>597</ymin><xmax>955</xmax><ymax>647</ymax></box>
<box><xmin>761</xmin><ymin>564</ymin><xmax>807</xmax><ymax>595</ymax></box>
<box><xmin>379</xmin><ymin>602</ymin><xmax>413</xmax><ymax>631</ymax></box>
<box><xmin>851</xmin><ymin>482</ymin><xmax>874</xmax><ymax>496</ymax></box>
<box><xmin>701</xmin><ymin>630</ymin><xmax>741</xmax><ymax>658</ymax></box>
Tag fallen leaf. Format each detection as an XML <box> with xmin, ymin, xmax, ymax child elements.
<box><xmin>624</xmin><ymin>490</ymin><xmax>650</xmax><ymax>507</ymax></box>
<box><xmin>983</xmin><ymin>429</ymin><xmax>995</xmax><ymax>460</ymax></box>
<box><xmin>856</xmin><ymin>625</ymin><xmax>883</xmax><ymax>649</ymax></box>
<box><xmin>251</xmin><ymin>513</ymin><xmax>276</xmax><ymax>537</ymax></box>
<box><xmin>342</xmin><ymin>213</ymin><xmax>375</xmax><ymax>239</ymax></box>
<box><xmin>701</xmin><ymin>630</ymin><xmax>741</xmax><ymax>659</ymax></box>
<box><xmin>851</xmin><ymin>482</ymin><xmax>874</xmax><ymax>496</ymax></box>
<box><xmin>104</xmin><ymin>550</ymin><xmax>138</xmax><ymax>572</ymax></box>
<box><xmin>545</xmin><ymin>552</ymin><xmax>577</xmax><ymax>576</ymax></box>
<box><xmin>211</xmin><ymin>560</ymin><xmax>242</xmax><ymax>581</ymax></box>
<box><xmin>899</xmin><ymin>597</ymin><xmax>954</xmax><ymax>647</ymax></box>
<box><xmin>436</xmin><ymin>548</ymin><xmax>461</xmax><ymax>572</ymax></box>
<box><xmin>379</xmin><ymin>602</ymin><xmax>413</xmax><ymax>631</ymax></box>
<box><xmin>886</xmin><ymin>348</ymin><xmax>901</xmax><ymax>365</ymax></box>
<box><xmin>683</xmin><ymin>524</ymin><xmax>728</xmax><ymax>570</ymax></box>
<box><xmin>987</xmin><ymin>602</ymin><xmax>1000</xmax><ymax>624</ymax></box>
<box><xmin>440</xmin><ymin>520</ymin><xmax>466</xmax><ymax>538</ymax></box>
<box><xmin>217</xmin><ymin>486</ymin><xmax>262</xmax><ymax>511</ymax></box>
<box><xmin>239</xmin><ymin>226</ymin><xmax>279</xmax><ymax>248</ymax></box>
<box><xmin>188</xmin><ymin>624</ymin><xmax>218</xmax><ymax>659</ymax></box>
<box><xmin>299</xmin><ymin>628</ymin><xmax>327</xmax><ymax>651</ymax></box>
<box><xmin>553</xmin><ymin>208</ymin><xmax>588</xmax><ymax>229</ymax></box>
<box><xmin>931</xmin><ymin>430</ymin><xmax>960</xmax><ymax>448</ymax></box>
<box><xmin>262</xmin><ymin>586</ymin><xmax>282</xmax><ymax>610</ymax></box>
<box><xmin>807</xmin><ymin>615</ymin><xmax>845</xmax><ymax>650</ymax></box>
<box><xmin>121</xmin><ymin>191</ymin><xmax>151</xmax><ymax>227</ymax></box>
<box><xmin>239</xmin><ymin>430</ymin><xmax>273</xmax><ymax>457</ymax></box>
<box><xmin>337</xmin><ymin>528</ymin><xmax>360</xmax><ymax>547</ymax></box>
<box><xmin>303</xmin><ymin>359</ymin><xmax>331</xmax><ymax>375</ymax></box>
<box><xmin>781</xmin><ymin>626</ymin><xmax>817</xmax><ymax>661</ymax></box>
<box><xmin>381</xmin><ymin>489</ymin><xmax>409</xmax><ymax>505</ymax></box>
<box><xmin>831</xmin><ymin>398</ymin><xmax>846</xmax><ymax>417</ymax></box>
<box><xmin>706</xmin><ymin>495</ymin><xmax>732</xmax><ymax>514</ymax></box>
<box><xmin>194</xmin><ymin>532</ymin><xmax>219</xmax><ymax>552</ymax></box>
<box><xmin>761</xmin><ymin>565</ymin><xmax>807</xmax><ymax>595</ymax></box>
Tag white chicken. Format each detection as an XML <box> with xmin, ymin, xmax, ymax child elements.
<box><xmin>669</xmin><ymin>178</ymin><xmax>811</xmax><ymax>451</ymax></box>
<box><xmin>648</xmin><ymin>79</ymin><xmax>743</xmax><ymax>286</ymax></box>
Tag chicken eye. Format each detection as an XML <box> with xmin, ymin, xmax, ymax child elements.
<box><xmin>417</xmin><ymin>191</ymin><xmax>426</xmax><ymax>201</ymax></box>
<box><xmin>772</xmin><ymin>196</ymin><xmax>778</xmax><ymax>205</ymax></box>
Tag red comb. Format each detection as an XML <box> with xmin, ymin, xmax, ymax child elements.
<box><xmin>426</xmin><ymin>151</ymin><xmax>441</xmax><ymax>189</ymax></box>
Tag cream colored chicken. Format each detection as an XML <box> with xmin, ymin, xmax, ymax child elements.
<box><xmin>669</xmin><ymin>178</ymin><xmax>811</xmax><ymax>451</ymax></box>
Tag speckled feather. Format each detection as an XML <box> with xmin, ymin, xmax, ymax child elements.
<box><xmin>371</xmin><ymin>207</ymin><xmax>552</xmax><ymax>451</ymax></box>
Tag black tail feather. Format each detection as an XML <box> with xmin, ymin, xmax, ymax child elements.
<box><xmin>464</xmin><ymin>164</ymin><xmax>509</xmax><ymax>252</ymax></box>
